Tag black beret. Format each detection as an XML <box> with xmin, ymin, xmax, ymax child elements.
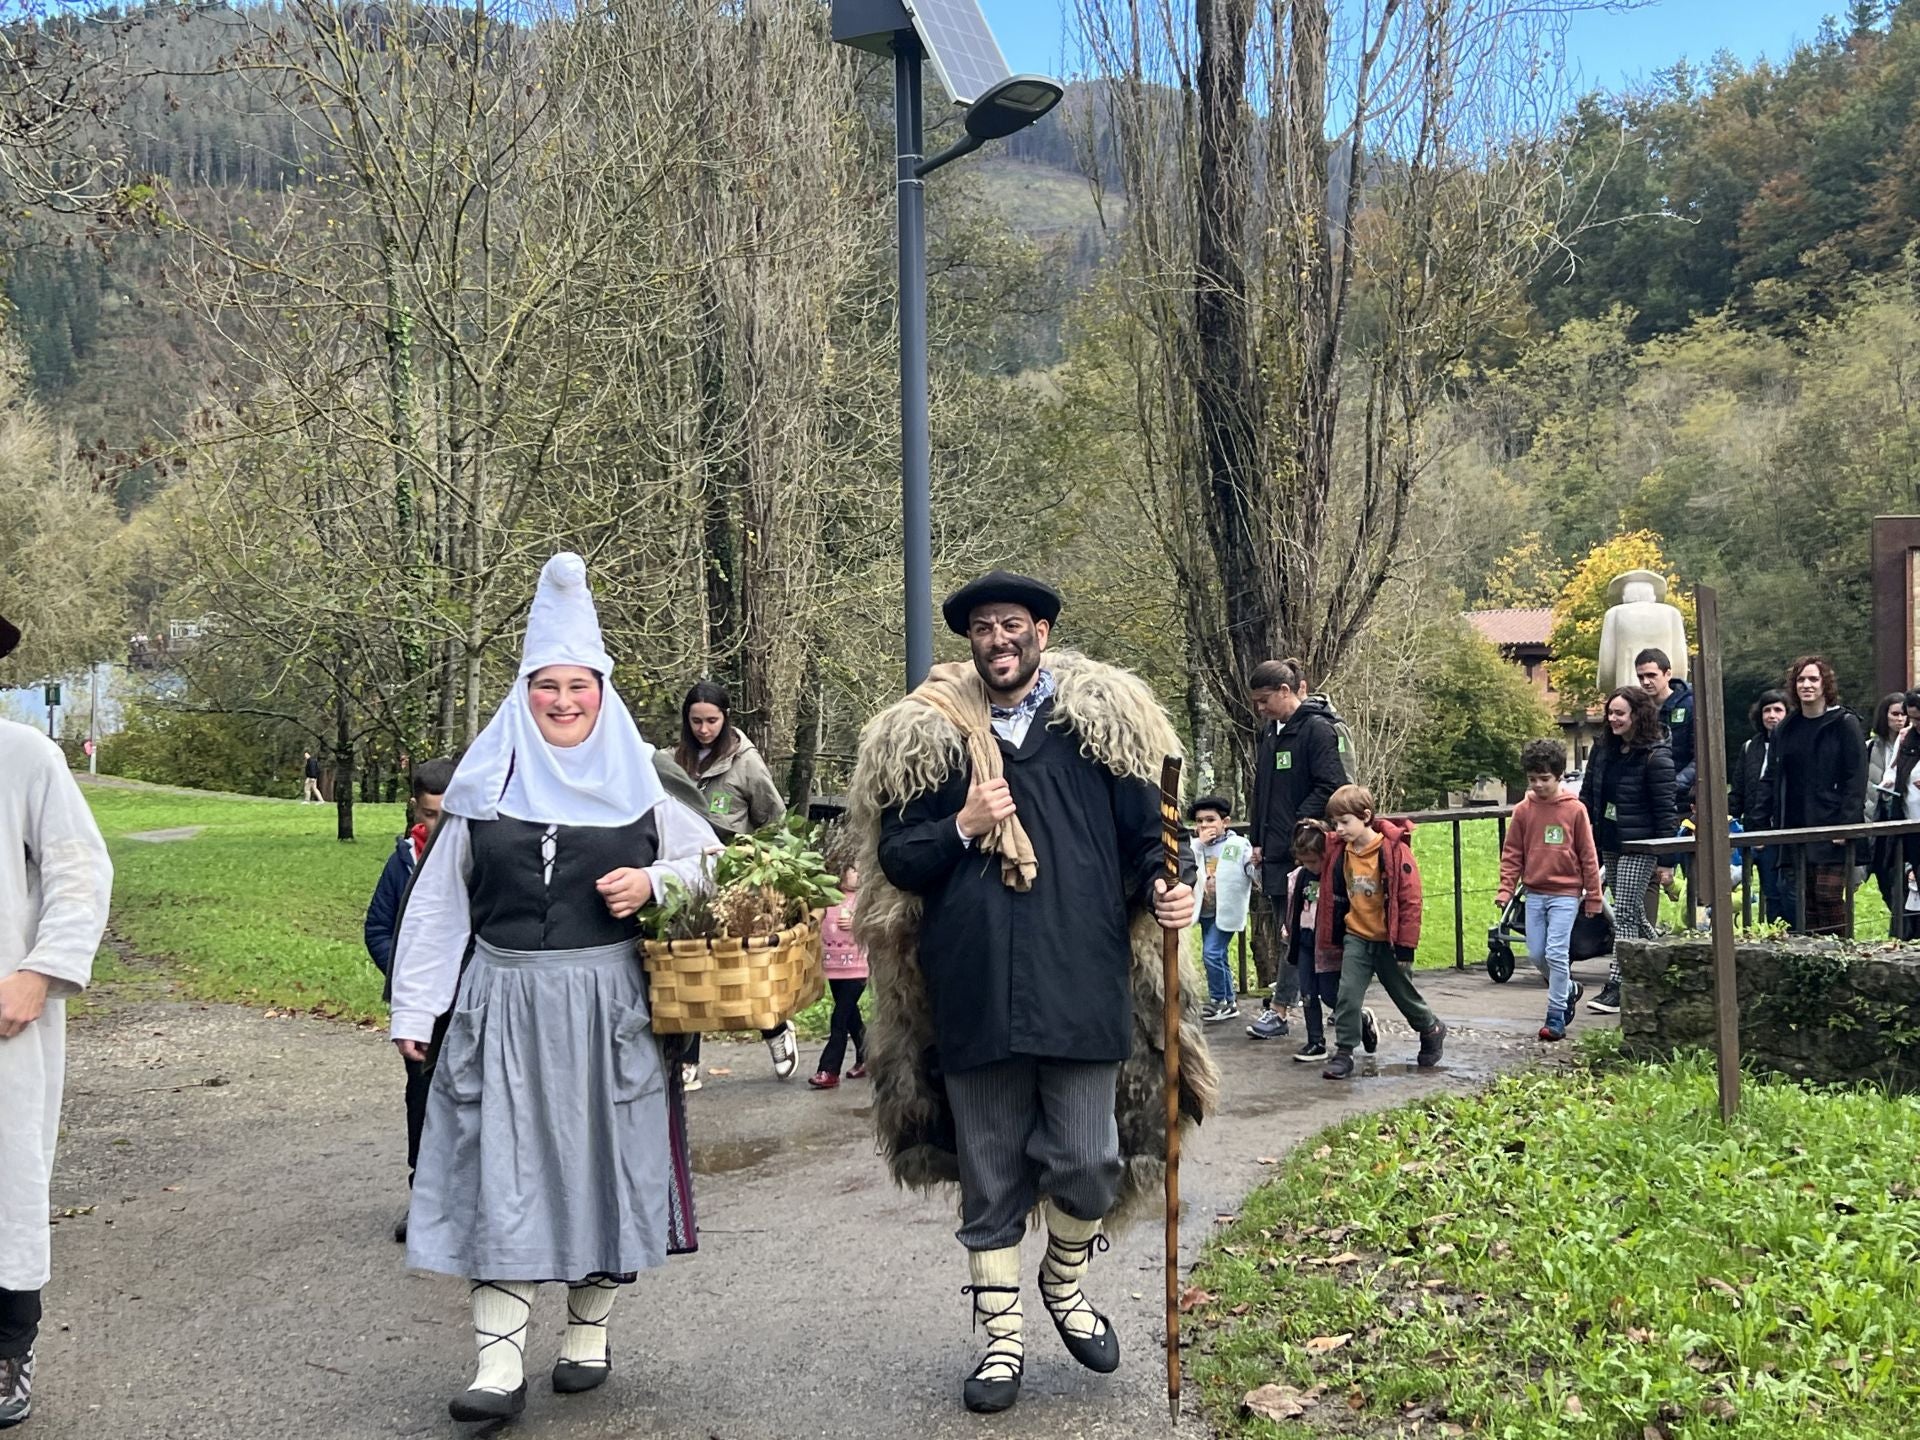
<box><xmin>0</xmin><ymin>615</ymin><xmax>17</xmax><ymax>662</ymax></box>
<box><xmin>941</xmin><ymin>571</ymin><xmax>1062</xmax><ymax>636</ymax></box>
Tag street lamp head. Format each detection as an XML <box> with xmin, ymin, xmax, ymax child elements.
<box><xmin>963</xmin><ymin>74</ymin><xmax>1065</xmax><ymax>141</ymax></box>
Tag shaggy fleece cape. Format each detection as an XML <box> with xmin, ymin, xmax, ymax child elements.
<box><xmin>846</xmin><ymin>649</ymin><xmax>1220</xmax><ymax>1226</ymax></box>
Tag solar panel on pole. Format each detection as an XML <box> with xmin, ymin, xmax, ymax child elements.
<box><xmin>902</xmin><ymin>0</ymin><xmax>1010</xmax><ymax>106</ymax></box>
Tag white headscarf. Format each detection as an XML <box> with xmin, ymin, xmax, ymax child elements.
<box><xmin>441</xmin><ymin>553</ymin><xmax>668</xmax><ymax>828</ymax></box>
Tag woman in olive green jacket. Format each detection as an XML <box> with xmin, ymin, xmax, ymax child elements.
<box><xmin>673</xmin><ymin>681</ymin><xmax>794</xmax><ymax>1085</ymax></box>
<box><xmin>676</xmin><ymin>681</ymin><xmax>788</xmax><ymax>838</ymax></box>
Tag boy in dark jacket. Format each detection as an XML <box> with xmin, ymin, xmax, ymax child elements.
<box><xmin>364</xmin><ymin>757</ymin><xmax>454</xmax><ymax>1242</ymax></box>
<box><xmin>1315</xmin><ymin>784</ymin><xmax>1447</xmax><ymax>1080</ymax></box>
<box><xmin>1635</xmin><ymin>649</ymin><xmax>1694</xmax><ymax>809</ymax></box>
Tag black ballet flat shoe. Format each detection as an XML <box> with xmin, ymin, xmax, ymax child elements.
<box><xmin>962</xmin><ymin>1362</ymin><xmax>1022</xmax><ymax>1415</ymax></box>
<box><xmin>1048</xmin><ymin>1308</ymin><xmax>1121</xmax><ymax>1374</ymax></box>
<box><xmin>448</xmin><ymin>1382</ymin><xmax>527</xmax><ymax>1422</ymax></box>
<box><xmin>551</xmin><ymin>1358</ymin><xmax>611</xmax><ymax>1395</ymax></box>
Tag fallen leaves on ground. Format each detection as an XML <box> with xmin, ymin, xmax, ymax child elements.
<box><xmin>1305</xmin><ymin>1332</ymin><xmax>1353</xmax><ymax>1353</ymax></box>
<box><xmin>1240</xmin><ymin>1383</ymin><xmax>1323</xmax><ymax>1421</ymax></box>
<box><xmin>1178</xmin><ymin>1285</ymin><xmax>1216</xmax><ymax>1312</ymax></box>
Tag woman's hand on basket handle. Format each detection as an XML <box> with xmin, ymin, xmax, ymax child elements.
<box><xmin>598</xmin><ymin>867</ymin><xmax>654</xmax><ymax>919</ymax></box>
<box><xmin>395</xmin><ymin>1039</ymin><xmax>429</xmax><ymax>1063</ymax></box>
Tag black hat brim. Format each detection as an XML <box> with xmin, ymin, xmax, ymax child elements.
<box><xmin>940</xmin><ymin>571</ymin><xmax>1062</xmax><ymax>636</ymax></box>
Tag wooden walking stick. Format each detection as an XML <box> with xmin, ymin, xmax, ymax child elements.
<box><xmin>1157</xmin><ymin>755</ymin><xmax>1184</xmax><ymax>1424</ymax></box>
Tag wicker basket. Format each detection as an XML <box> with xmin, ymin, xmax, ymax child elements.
<box><xmin>640</xmin><ymin>913</ymin><xmax>825</xmax><ymax>1035</ymax></box>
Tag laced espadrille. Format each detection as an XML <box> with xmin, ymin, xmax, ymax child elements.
<box><xmin>449</xmin><ymin>1280</ymin><xmax>533</xmax><ymax>1422</ymax></box>
<box><xmin>1037</xmin><ymin>1205</ymin><xmax>1120</xmax><ymax>1373</ymax></box>
<box><xmin>961</xmin><ymin>1246</ymin><xmax>1024</xmax><ymax>1414</ymax></box>
<box><xmin>552</xmin><ymin>1276</ymin><xmax>617</xmax><ymax>1394</ymax></box>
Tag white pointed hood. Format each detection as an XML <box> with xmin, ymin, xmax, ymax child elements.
<box><xmin>441</xmin><ymin>552</ymin><xmax>667</xmax><ymax>827</ymax></box>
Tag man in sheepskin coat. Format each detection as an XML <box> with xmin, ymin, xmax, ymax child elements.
<box><xmin>847</xmin><ymin>571</ymin><xmax>1218</xmax><ymax>1416</ymax></box>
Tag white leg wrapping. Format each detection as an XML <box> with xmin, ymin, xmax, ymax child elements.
<box><xmin>965</xmin><ymin>1246</ymin><xmax>1024</xmax><ymax>1383</ymax></box>
<box><xmin>560</xmin><ymin>1277</ymin><xmax>619</xmax><ymax>1366</ymax></box>
<box><xmin>1040</xmin><ymin>1202</ymin><xmax>1109</xmax><ymax>1341</ymax></box>
<box><xmin>469</xmin><ymin>1280</ymin><xmax>535</xmax><ymax>1394</ymax></box>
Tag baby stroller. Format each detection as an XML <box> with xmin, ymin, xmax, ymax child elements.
<box><xmin>1485</xmin><ymin>889</ymin><xmax>1616</xmax><ymax>983</ymax></box>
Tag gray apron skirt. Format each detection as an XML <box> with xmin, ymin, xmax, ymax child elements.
<box><xmin>406</xmin><ymin>938</ymin><xmax>696</xmax><ymax>1281</ymax></box>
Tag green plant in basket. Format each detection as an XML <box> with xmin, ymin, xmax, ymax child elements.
<box><xmin>646</xmin><ymin>818</ymin><xmax>843</xmax><ymax>942</ymax></box>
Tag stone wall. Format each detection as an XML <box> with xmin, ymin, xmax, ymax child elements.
<box><xmin>1617</xmin><ymin>936</ymin><xmax>1920</xmax><ymax>1092</ymax></box>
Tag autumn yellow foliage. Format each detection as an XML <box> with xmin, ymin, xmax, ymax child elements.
<box><xmin>1546</xmin><ymin>531</ymin><xmax>1695</xmax><ymax>714</ymax></box>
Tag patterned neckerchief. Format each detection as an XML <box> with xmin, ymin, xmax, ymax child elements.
<box><xmin>990</xmin><ymin>666</ymin><xmax>1056</xmax><ymax>730</ymax></box>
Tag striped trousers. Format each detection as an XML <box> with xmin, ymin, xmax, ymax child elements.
<box><xmin>943</xmin><ymin>1057</ymin><xmax>1122</xmax><ymax>1251</ymax></box>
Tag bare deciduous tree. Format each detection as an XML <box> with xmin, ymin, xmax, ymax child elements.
<box><xmin>1074</xmin><ymin>0</ymin><xmax>1591</xmax><ymax>766</ymax></box>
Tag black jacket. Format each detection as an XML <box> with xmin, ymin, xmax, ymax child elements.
<box><xmin>1579</xmin><ymin>739</ymin><xmax>1677</xmax><ymax>855</ymax></box>
<box><xmin>1728</xmin><ymin>731</ymin><xmax>1769</xmax><ymax>826</ymax></box>
<box><xmin>877</xmin><ymin>702</ymin><xmax>1163</xmax><ymax>1073</ymax></box>
<box><xmin>1658</xmin><ymin>679</ymin><xmax>1697</xmax><ymax>809</ymax></box>
<box><xmin>1251</xmin><ymin>698</ymin><xmax>1348</xmax><ymax>889</ymax></box>
<box><xmin>1754</xmin><ymin>706</ymin><xmax>1867</xmax><ymax>837</ymax></box>
<box><xmin>363</xmin><ymin>833</ymin><xmax>418</xmax><ymax>978</ymax></box>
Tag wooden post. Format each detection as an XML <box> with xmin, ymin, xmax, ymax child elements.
<box><xmin>1156</xmin><ymin>757</ymin><xmax>1185</xmax><ymax>1423</ymax></box>
<box><xmin>1691</xmin><ymin>586</ymin><xmax>1741</xmax><ymax>1121</ymax></box>
<box><xmin>1451</xmin><ymin>820</ymin><xmax>1465</xmax><ymax>969</ymax></box>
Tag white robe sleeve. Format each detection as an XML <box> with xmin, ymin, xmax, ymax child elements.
<box><xmin>23</xmin><ymin>749</ymin><xmax>112</xmax><ymax>997</ymax></box>
<box><xmin>388</xmin><ymin>816</ymin><xmax>473</xmax><ymax>1044</ymax></box>
<box><xmin>645</xmin><ymin>798</ymin><xmax>718</xmax><ymax>906</ymax></box>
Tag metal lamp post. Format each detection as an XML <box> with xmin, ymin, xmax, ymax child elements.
<box><xmin>831</xmin><ymin>0</ymin><xmax>1063</xmax><ymax>689</ymax></box>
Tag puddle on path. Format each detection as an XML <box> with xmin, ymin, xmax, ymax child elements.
<box><xmin>691</xmin><ymin>1137</ymin><xmax>785</xmax><ymax>1175</ymax></box>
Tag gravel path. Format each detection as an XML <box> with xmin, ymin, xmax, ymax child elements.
<box><xmin>34</xmin><ymin>954</ymin><xmax>1606</xmax><ymax>1439</ymax></box>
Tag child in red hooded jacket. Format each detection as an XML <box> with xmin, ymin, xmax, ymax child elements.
<box><xmin>1315</xmin><ymin>784</ymin><xmax>1448</xmax><ymax>1080</ymax></box>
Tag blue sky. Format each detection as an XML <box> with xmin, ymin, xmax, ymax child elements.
<box><xmin>978</xmin><ymin>1</ymin><xmax>1853</xmax><ymax>92</ymax></box>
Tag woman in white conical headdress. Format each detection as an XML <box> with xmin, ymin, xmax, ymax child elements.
<box><xmin>389</xmin><ymin>553</ymin><xmax>716</xmax><ymax>1423</ymax></box>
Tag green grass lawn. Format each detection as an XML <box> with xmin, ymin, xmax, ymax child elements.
<box><xmin>89</xmin><ymin>786</ymin><xmax>403</xmax><ymax>1022</ymax></box>
<box><xmin>1189</xmin><ymin>1043</ymin><xmax>1920</xmax><ymax>1439</ymax></box>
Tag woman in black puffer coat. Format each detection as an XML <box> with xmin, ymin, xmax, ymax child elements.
<box><xmin>1753</xmin><ymin>655</ymin><xmax>1868</xmax><ymax>937</ymax></box>
<box><xmin>1581</xmin><ymin>686</ymin><xmax>1677</xmax><ymax>1009</ymax></box>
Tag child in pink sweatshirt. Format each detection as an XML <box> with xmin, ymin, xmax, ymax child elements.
<box><xmin>810</xmin><ymin>865</ymin><xmax>870</xmax><ymax>1090</ymax></box>
<box><xmin>1496</xmin><ymin>739</ymin><xmax>1604</xmax><ymax>1040</ymax></box>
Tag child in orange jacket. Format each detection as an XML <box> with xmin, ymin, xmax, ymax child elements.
<box><xmin>1314</xmin><ymin>785</ymin><xmax>1447</xmax><ymax>1080</ymax></box>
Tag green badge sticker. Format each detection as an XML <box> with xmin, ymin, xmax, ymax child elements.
<box><xmin>1544</xmin><ymin>824</ymin><xmax>1567</xmax><ymax>845</ymax></box>
<box><xmin>1672</xmin><ymin>707</ymin><xmax>1688</xmax><ymax>724</ymax></box>
<box><xmin>1338</xmin><ymin>736</ymin><xmax>1351</xmax><ymax>752</ymax></box>
<box><xmin>1276</xmin><ymin>752</ymin><xmax>1293</xmax><ymax>770</ymax></box>
<box><xmin>708</xmin><ymin>793</ymin><xmax>732</xmax><ymax>815</ymax></box>
<box><xmin>1604</xmin><ymin>803</ymin><xmax>1618</xmax><ymax>821</ymax></box>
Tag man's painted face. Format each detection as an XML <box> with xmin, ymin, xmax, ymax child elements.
<box><xmin>416</xmin><ymin>791</ymin><xmax>446</xmax><ymax>834</ymax></box>
<box><xmin>968</xmin><ymin>605</ymin><xmax>1048</xmax><ymax>697</ymax></box>
<box><xmin>1194</xmin><ymin>809</ymin><xmax>1227</xmax><ymax>844</ymax></box>
<box><xmin>527</xmin><ymin>665</ymin><xmax>602</xmax><ymax>748</ymax></box>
